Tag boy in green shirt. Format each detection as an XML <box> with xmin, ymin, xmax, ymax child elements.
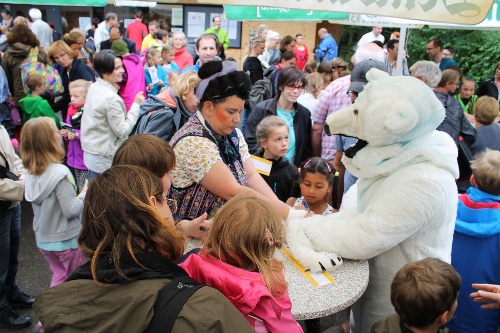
<box><xmin>19</xmin><ymin>74</ymin><xmax>61</xmax><ymax>129</ymax></box>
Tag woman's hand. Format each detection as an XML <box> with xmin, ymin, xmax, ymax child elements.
<box><xmin>134</xmin><ymin>91</ymin><xmax>145</xmax><ymax>104</ymax></box>
<box><xmin>177</xmin><ymin>213</ymin><xmax>212</xmax><ymax>241</ymax></box>
<box><xmin>60</xmin><ymin>129</ymin><xmax>68</xmax><ymax>138</ymax></box>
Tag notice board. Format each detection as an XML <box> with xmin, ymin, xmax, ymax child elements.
<box><xmin>183</xmin><ymin>5</ymin><xmax>242</xmax><ymax>48</ymax></box>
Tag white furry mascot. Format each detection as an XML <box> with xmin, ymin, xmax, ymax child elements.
<box><xmin>287</xmin><ymin>69</ymin><xmax>459</xmax><ymax>332</ymax></box>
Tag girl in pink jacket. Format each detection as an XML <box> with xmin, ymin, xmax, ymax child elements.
<box><xmin>180</xmin><ymin>194</ymin><xmax>303</xmax><ymax>333</ymax></box>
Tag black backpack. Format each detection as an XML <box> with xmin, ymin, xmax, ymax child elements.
<box><xmin>132</xmin><ymin>96</ymin><xmax>179</xmax><ymax>142</ymax></box>
<box><xmin>144</xmin><ymin>275</ymin><xmax>204</xmax><ymax>333</ymax></box>
<box><xmin>247</xmin><ymin>78</ymin><xmax>273</xmax><ymax>111</ymax></box>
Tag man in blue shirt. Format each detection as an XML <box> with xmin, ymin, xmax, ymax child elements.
<box><xmin>426</xmin><ymin>38</ymin><xmax>458</xmax><ymax>71</ymax></box>
<box><xmin>315</xmin><ymin>28</ymin><xmax>338</xmax><ymax>63</ymax></box>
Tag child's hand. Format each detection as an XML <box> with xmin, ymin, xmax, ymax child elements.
<box><xmin>81</xmin><ymin>179</ymin><xmax>89</xmax><ymax>193</ymax></box>
<box><xmin>147</xmin><ymin>83</ymin><xmax>154</xmax><ymax>91</ymax></box>
<box><xmin>134</xmin><ymin>92</ymin><xmax>145</xmax><ymax>104</ymax></box>
<box><xmin>67</xmin><ymin>131</ymin><xmax>78</xmax><ymax>141</ymax></box>
<box><xmin>60</xmin><ymin>129</ymin><xmax>68</xmax><ymax>137</ymax></box>
<box><xmin>158</xmin><ymin>79</ymin><xmax>164</xmax><ymax>87</ymax></box>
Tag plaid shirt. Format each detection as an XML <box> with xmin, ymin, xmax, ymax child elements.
<box><xmin>312</xmin><ymin>75</ymin><xmax>352</xmax><ymax>160</ymax></box>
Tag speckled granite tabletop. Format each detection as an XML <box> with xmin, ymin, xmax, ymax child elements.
<box><xmin>185</xmin><ymin>239</ymin><xmax>369</xmax><ymax>320</ymax></box>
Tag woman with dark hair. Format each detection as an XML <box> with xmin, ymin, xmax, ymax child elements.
<box><xmin>2</xmin><ymin>24</ymin><xmax>49</xmax><ymax>101</ymax></box>
<box><xmin>279</xmin><ymin>35</ymin><xmax>296</xmax><ymax>54</ymax></box>
<box><xmin>168</xmin><ymin>61</ymin><xmax>306</xmax><ymax>221</ymax></box>
<box><xmin>245</xmin><ymin>66</ymin><xmax>313</xmax><ymax>167</ymax></box>
<box><xmin>33</xmin><ymin>164</ymin><xmax>256</xmax><ymax>332</ymax></box>
<box><xmin>47</xmin><ymin>40</ymin><xmax>95</xmax><ymax>119</ymax></box>
<box><xmin>80</xmin><ymin>50</ymin><xmax>144</xmax><ymax>176</ymax></box>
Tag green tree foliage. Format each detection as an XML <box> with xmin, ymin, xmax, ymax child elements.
<box><xmin>338</xmin><ymin>26</ymin><xmax>500</xmax><ymax>83</ymax></box>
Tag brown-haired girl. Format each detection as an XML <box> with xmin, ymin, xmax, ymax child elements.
<box><xmin>180</xmin><ymin>194</ymin><xmax>304</xmax><ymax>333</ymax></box>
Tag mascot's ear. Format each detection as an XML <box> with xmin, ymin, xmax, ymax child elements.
<box><xmin>384</xmin><ymin>100</ymin><xmax>419</xmax><ymax>134</ymax></box>
<box><xmin>366</xmin><ymin>68</ymin><xmax>390</xmax><ymax>81</ymax></box>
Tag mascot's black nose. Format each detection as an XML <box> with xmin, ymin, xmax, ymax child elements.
<box><xmin>324</xmin><ymin>123</ymin><xmax>331</xmax><ymax>136</ymax></box>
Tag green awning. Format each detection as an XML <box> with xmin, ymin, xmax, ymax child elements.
<box><xmin>224</xmin><ymin>5</ymin><xmax>349</xmax><ymax>21</ymax></box>
<box><xmin>3</xmin><ymin>0</ymin><xmax>107</xmax><ymax>6</ymax></box>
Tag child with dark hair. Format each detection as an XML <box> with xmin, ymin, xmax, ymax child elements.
<box><xmin>18</xmin><ymin>74</ymin><xmax>61</xmax><ymax>129</ymax></box>
<box><xmin>287</xmin><ymin>157</ymin><xmax>335</xmax><ymax>215</ymax></box>
<box><xmin>454</xmin><ymin>76</ymin><xmax>477</xmax><ymax>118</ymax></box>
<box><xmin>372</xmin><ymin>258</ymin><xmax>461</xmax><ymax>333</ymax></box>
<box><xmin>447</xmin><ymin>149</ymin><xmax>500</xmax><ymax>333</ymax></box>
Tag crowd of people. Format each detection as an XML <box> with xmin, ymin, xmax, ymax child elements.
<box><xmin>0</xmin><ymin>7</ymin><xmax>499</xmax><ymax>333</ymax></box>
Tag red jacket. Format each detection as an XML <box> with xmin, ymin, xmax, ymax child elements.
<box><xmin>180</xmin><ymin>253</ymin><xmax>303</xmax><ymax>333</ymax></box>
<box><xmin>173</xmin><ymin>47</ymin><xmax>194</xmax><ymax>71</ymax></box>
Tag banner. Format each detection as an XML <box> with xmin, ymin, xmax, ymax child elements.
<box><xmin>200</xmin><ymin>0</ymin><xmax>495</xmax><ymax>25</ymax></box>
<box><xmin>224</xmin><ymin>5</ymin><xmax>349</xmax><ymax>21</ymax></box>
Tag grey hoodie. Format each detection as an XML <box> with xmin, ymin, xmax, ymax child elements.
<box><xmin>25</xmin><ymin>163</ymin><xmax>83</xmax><ymax>243</ymax></box>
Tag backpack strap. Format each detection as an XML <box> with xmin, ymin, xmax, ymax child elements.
<box><xmin>144</xmin><ymin>275</ymin><xmax>204</xmax><ymax>333</ymax></box>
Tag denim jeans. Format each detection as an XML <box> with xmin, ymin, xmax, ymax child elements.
<box><xmin>0</xmin><ymin>205</ymin><xmax>21</xmax><ymax>315</ymax></box>
<box><xmin>241</xmin><ymin>107</ymin><xmax>250</xmax><ymax>135</ymax></box>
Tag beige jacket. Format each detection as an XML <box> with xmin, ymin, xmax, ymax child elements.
<box><xmin>0</xmin><ymin>125</ymin><xmax>26</xmax><ymax>208</ymax></box>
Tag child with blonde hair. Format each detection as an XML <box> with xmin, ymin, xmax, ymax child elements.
<box><xmin>470</xmin><ymin>96</ymin><xmax>500</xmax><ymax>155</ymax></box>
<box><xmin>161</xmin><ymin>45</ymin><xmax>180</xmax><ymax>78</ymax></box>
<box><xmin>21</xmin><ymin>117</ymin><xmax>86</xmax><ymax>333</ymax></box>
<box><xmin>180</xmin><ymin>194</ymin><xmax>303</xmax><ymax>333</ymax></box>
<box><xmin>145</xmin><ymin>48</ymin><xmax>167</xmax><ymax>96</ymax></box>
<box><xmin>60</xmin><ymin>79</ymin><xmax>92</xmax><ymax>191</ymax></box>
<box><xmin>256</xmin><ymin>116</ymin><xmax>297</xmax><ymax>202</ymax></box>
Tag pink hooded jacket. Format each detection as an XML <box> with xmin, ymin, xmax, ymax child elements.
<box><xmin>120</xmin><ymin>53</ymin><xmax>147</xmax><ymax>112</ymax></box>
<box><xmin>180</xmin><ymin>253</ymin><xmax>303</xmax><ymax>333</ymax></box>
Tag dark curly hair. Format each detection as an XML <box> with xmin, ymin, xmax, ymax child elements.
<box><xmin>198</xmin><ymin>61</ymin><xmax>251</xmax><ymax>107</ymax></box>
<box><xmin>7</xmin><ymin>24</ymin><xmax>39</xmax><ymax>47</ymax></box>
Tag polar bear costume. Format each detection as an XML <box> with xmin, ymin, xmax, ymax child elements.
<box><xmin>287</xmin><ymin>69</ymin><xmax>459</xmax><ymax>333</ymax></box>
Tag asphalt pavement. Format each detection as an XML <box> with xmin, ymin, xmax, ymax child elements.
<box><xmin>1</xmin><ymin>201</ymin><xmax>50</xmax><ymax>333</ymax></box>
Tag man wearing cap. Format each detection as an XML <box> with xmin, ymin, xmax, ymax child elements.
<box><xmin>111</xmin><ymin>40</ymin><xmax>146</xmax><ymax>112</ymax></box>
<box><xmin>29</xmin><ymin>8</ymin><xmax>52</xmax><ymax>48</ymax></box>
<box><xmin>100</xmin><ymin>26</ymin><xmax>136</xmax><ymax>55</ymax></box>
<box><xmin>357</xmin><ymin>26</ymin><xmax>385</xmax><ymax>48</ymax></box>
<box><xmin>312</xmin><ymin>43</ymin><xmax>385</xmax><ymax>162</ymax></box>
<box><xmin>94</xmin><ymin>12</ymin><xmax>119</xmax><ymax>53</ymax></box>
<box><xmin>205</xmin><ymin>16</ymin><xmax>230</xmax><ymax>50</ymax></box>
<box><xmin>331</xmin><ymin>57</ymin><xmax>349</xmax><ymax>80</ymax></box>
<box><xmin>315</xmin><ymin>28</ymin><xmax>338</xmax><ymax>63</ymax></box>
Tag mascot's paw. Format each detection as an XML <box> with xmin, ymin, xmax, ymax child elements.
<box><xmin>287</xmin><ymin>218</ymin><xmax>344</xmax><ymax>272</ymax></box>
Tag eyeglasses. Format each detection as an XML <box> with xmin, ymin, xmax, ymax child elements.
<box><xmin>442</xmin><ymin>52</ymin><xmax>452</xmax><ymax>57</ymax></box>
<box><xmin>53</xmin><ymin>52</ymin><xmax>68</xmax><ymax>61</ymax></box>
<box><xmin>164</xmin><ymin>197</ymin><xmax>177</xmax><ymax>213</ymax></box>
<box><xmin>286</xmin><ymin>85</ymin><xmax>304</xmax><ymax>91</ymax></box>
<box><xmin>426</xmin><ymin>47</ymin><xmax>436</xmax><ymax>51</ymax></box>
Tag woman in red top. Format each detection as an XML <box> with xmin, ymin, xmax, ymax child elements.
<box><xmin>172</xmin><ymin>31</ymin><xmax>193</xmax><ymax>71</ymax></box>
<box><xmin>293</xmin><ymin>33</ymin><xmax>309</xmax><ymax>71</ymax></box>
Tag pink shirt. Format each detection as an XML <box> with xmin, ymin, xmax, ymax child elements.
<box><xmin>312</xmin><ymin>75</ymin><xmax>352</xmax><ymax>160</ymax></box>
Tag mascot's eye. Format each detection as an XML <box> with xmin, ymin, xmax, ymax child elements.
<box><xmin>353</xmin><ymin>109</ymin><xmax>358</xmax><ymax>115</ymax></box>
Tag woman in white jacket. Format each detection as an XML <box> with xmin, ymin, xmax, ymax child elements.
<box><xmin>0</xmin><ymin>125</ymin><xmax>34</xmax><ymax>329</ymax></box>
<box><xmin>81</xmin><ymin>50</ymin><xmax>144</xmax><ymax>176</ymax></box>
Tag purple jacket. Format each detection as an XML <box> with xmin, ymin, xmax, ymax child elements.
<box><xmin>65</xmin><ymin>105</ymin><xmax>86</xmax><ymax>170</ymax></box>
<box><xmin>120</xmin><ymin>53</ymin><xmax>147</xmax><ymax>112</ymax></box>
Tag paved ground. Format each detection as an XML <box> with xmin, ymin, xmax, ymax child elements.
<box><xmin>1</xmin><ymin>201</ymin><xmax>346</xmax><ymax>333</ymax></box>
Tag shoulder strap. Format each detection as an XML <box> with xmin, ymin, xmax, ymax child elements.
<box><xmin>144</xmin><ymin>275</ymin><xmax>204</xmax><ymax>333</ymax></box>
<box><xmin>0</xmin><ymin>150</ymin><xmax>10</xmax><ymax>170</ymax></box>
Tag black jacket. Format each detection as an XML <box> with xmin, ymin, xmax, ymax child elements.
<box><xmin>434</xmin><ymin>91</ymin><xmax>476</xmax><ymax>146</ymax></box>
<box><xmin>52</xmin><ymin>58</ymin><xmax>95</xmax><ymax>117</ymax></box>
<box><xmin>245</xmin><ymin>96</ymin><xmax>313</xmax><ymax>167</ymax></box>
<box><xmin>476</xmin><ymin>77</ymin><xmax>499</xmax><ymax>101</ymax></box>
<box><xmin>258</xmin><ymin>154</ymin><xmax>297</xmax><ymax>202</ymax></box>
